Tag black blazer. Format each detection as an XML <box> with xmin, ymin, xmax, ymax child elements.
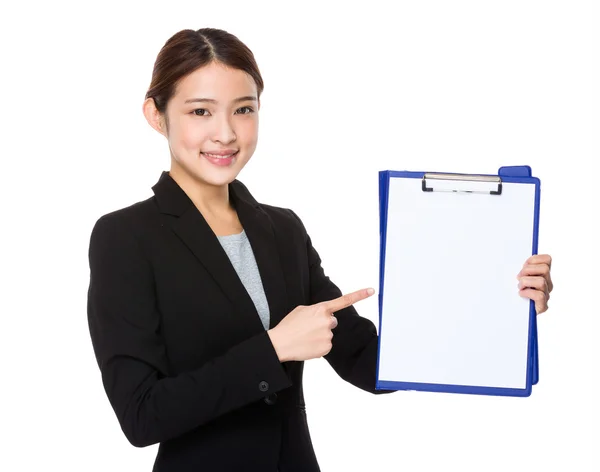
<box><xmin>87</xmin><ymin>171</ymin><xmax>392</xmax><ymax>472</ymax></box>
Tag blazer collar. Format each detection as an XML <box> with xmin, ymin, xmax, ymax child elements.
<box><xmin>151</xmin><ymin>171</ymin><xmax>289</xmax><ymax>336</ymax></box>
<box><xmin>151</xmin><ymin>170</ymin><xmax>260</xmax><ymax>216</ymax></box>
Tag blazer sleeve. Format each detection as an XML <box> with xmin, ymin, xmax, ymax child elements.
<box><xmin>87</xmin><ymin>214</ymin><xmax>292</xmax><ymax>448</ymax></box>
<box><xmin>288</xmin><ymin>210</ymin><xmax>395</xmax><ymax>395</ymax></box>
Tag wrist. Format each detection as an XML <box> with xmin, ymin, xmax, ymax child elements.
<box><xmin>267</xmin><ymin>328</ymin><xmax>289</xmax><ymax>363</ymax></box>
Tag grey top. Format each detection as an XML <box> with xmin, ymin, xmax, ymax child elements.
<box><xmin>216</xmin><ymin>229</ymin><xmax>270</xmax><ymax>330</ymax></box>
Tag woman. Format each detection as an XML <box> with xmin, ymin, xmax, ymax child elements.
<box><xmin>87</xmin><ymin>28</ymin><xmax>554</xmax><ymax>472</ymax></box>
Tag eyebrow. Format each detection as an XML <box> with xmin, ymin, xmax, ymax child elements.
<box><xmin>184</xmin><ymin>95</ymin><xmax>258</xmax><ymax>104</ymax></box>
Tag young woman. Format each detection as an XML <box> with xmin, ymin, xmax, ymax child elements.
<box><xmin>87</xmin><ymin>27</ymin><xmax>554</xmax><ymax>472</ymax></box>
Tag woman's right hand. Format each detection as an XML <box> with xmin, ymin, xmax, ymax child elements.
<box><xmin>267</xmin><ymin>288</ymin><xmax>375</xmax><ymax>362</ymax></box>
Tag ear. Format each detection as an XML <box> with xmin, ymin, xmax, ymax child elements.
<box><xmin>143</xmin><ymin>98</ymin><xmax>168</xmax><ymax>137</ymax></box>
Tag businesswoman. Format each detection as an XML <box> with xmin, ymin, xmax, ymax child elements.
<box><xmin>87</xmin><ymin>28</ymin><xmax>554</xmax><ymax>471</ymax></box>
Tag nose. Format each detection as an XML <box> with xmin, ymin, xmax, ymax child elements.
<box><xmin>212</xmin><ymin>114</ymin><xmax>237</xmax><ymax>144</ymax></box>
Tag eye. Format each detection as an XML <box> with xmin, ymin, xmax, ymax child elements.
<box><xmin>192</xmin><ymin>109</ymin><xmax>209</xmax><ymax>116</ymax></box>
<box><xmin>236</xmin><ymin>106</ymin><xmax>255</xmax><ymax>115</ymax></box>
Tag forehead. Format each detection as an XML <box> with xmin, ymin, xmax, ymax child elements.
<box><xmin>173</xmin><ymin>62</ymin><xmax>257</xmax><ymax>102</ymax></box>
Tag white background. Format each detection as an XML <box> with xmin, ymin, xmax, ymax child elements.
<box><xmin>1</xmin><ymin>1</ymin><xmax>597</xmax><ymax>471</ymax></box>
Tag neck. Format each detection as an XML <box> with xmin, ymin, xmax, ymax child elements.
<box><xmin>168</xmin><ymin>166</ymin><xmax>233</xmax><ymax>217</ymax></box>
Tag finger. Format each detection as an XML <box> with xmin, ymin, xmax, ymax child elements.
<box><xmin>519</xmin><ymin>288</ymin><xmax>548</xmax><ymax>315</ymax></box>
<box><xmin>330</xmin><ymin>315</ymin><xmax>338</xmax><ymax>330</ymax></box>
<box><xmin>517</xmin><ymin>276</ymin><xmax>548</xmax><ymax>294</ymax></box>
<box><xmin>518</xmin><ymin>263</ymin><xmax>553</xmax><ymax>294</ymax></box>
<box><xmin>517</xmin><ymin>263</ymin><xmax>550</xmax><ymax>278</ymax></box>
<box><xmin>525</xmin><ymin>254</ymin><xmax>552</xmax><ymax>269</ymax></box>
<box><xmin>322</xmin><ymin>288</ymin><xmax>375</xmax><ymax>313</ymax></box>
<box><xmin>517</xmin><ymin>276</ymin><xmax>550</xmax><ymax>302</ymax></box>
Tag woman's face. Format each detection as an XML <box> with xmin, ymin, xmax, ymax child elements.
<box><xmin>158</xmin><ymin>62</ymin><xmax>259</xmax><ymax>188</ymax></box>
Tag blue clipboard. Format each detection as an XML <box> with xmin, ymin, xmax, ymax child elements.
<box><xmin>375</xmin><ymin>166</ymin><xmax>540</xmax><ymax>397</ymax></box>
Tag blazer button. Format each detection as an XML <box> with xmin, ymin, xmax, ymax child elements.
<box><xmin>264</xmin><ymin>393</ymin><xmax>278</xmax><ymax>405</ymax></box>
<box><xmin>259</xmin><ymin>381</ymin><xmax>269</xmax><ymax>392</ymax></box>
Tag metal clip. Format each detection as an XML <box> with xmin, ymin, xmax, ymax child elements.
<box><xmin>422</xmin><ymin>173</ymin><xmax>502</xmax><ymax>195</ymax></box>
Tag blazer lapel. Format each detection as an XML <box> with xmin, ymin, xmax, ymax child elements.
<box><xmin>230</xmin><ymin>184</ymin><xmax>289</xmax><ymax>330</ymax></box>
<box><xmin>152</xmin><ymin>171</ymin><xmax>289</xmax><ymax>336</ymax></box>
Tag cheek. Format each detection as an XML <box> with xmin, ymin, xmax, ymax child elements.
<box><xmin>240</xmin><ymin>120</ymin><xmax>259</xmax><ymax>144</ymax></box>
<box><xmin>171</xmin><ymin>119</ymin><xmax>207</xmax><ymax>150</ymax></box>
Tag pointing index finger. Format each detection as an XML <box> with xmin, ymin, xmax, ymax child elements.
<box><xmin>322</xmin><ymin>288</ymin><xmax>375</xmax><ymax>313</ymax></box>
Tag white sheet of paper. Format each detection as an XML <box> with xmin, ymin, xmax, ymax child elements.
<box><xmin>378</xmin><ymin>177</ymin><xmax>536</xmax><ymax>389</ymax></box>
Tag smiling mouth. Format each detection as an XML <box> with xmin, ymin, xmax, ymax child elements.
<box><xmin>200</xmin><ymin>151</ymin><xmax>239</xmax><ymax>159</ymax></box>
<box><xmin>200</xmin><ymin>150</ymin><xmax>239</xmax><ymax>167</ymax></box>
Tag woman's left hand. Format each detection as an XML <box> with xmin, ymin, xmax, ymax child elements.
<box><xmin>517</xmin><ymin>254</ymin><xmax>553</xmax><ymax>315</ymax></box>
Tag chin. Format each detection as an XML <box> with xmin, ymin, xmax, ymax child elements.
<box><xmin>200</xmin><ymin>173</ymin><xmax>239</xmax><ymax>187</ymax></box>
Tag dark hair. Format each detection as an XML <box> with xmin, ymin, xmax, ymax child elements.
<box><xmin>145</xmin><ymin>28</ymin><xmax>264</xmax><ymax>127</ymax></box>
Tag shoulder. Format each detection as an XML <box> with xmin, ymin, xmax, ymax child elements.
<box><xmin>261</xmin><ymin>203</ymin><xmax>304</xmax><ymax>231</ymax></box>
<box><xmin>232</xmin><ymin>179</ymin><xmax>308</xmax><ymax>239</ymax></box>
<box><xmin>89</xmin><ymin>196</ymin><xmax>157</xmax><ymax>248</ymax></box>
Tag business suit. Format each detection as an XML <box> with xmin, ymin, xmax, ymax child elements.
<box><xmin>87</xmin><ymin>171</ymin><xmax>392</xmax><ymax>471</ymax></box>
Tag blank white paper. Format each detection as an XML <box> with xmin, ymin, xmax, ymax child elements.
<box><xmin>378</xmin><ymin>177</ymin><xmax>536</xmax><ymax>389</ymax></box>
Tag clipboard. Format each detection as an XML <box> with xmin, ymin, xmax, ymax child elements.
<box><xmin>375</xmin><ymin>166</ymin><xmax>540</xmax><ymax>397</ymax></box>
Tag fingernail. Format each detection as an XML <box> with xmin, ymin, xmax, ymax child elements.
<box><xmin>367</xmin><ymin>288</ymin><xmax>375</xmax><ymax>295</ymax></box>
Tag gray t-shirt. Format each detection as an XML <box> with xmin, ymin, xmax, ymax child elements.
<box><xmin>216</xmin><ymin>229</ymin><xmax>270</xmax><ymax>330</ymax></box>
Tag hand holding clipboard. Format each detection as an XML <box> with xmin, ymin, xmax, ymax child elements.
<box><xmin>517</xmin><ymin>254</ymin><xmax>552</xmax><ymax>315</ymax></box>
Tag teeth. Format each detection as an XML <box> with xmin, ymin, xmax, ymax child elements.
<box><xmin>203</xmin><ymin>152</ymin><xmax>236</xmax><ymax>159</ymax></box>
